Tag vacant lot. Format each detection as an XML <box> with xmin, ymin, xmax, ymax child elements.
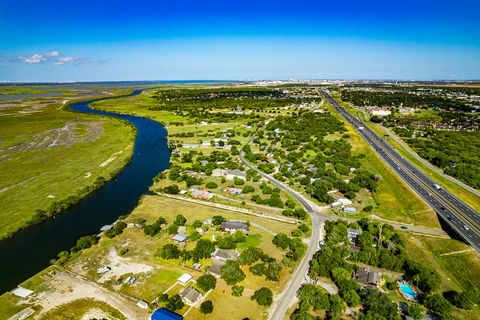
<box><xmin>0</xmin><ymin>95</ymin><xmax>134</xmax><ymax>239</ymax></box>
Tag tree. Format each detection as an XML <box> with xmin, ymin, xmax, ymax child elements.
<box><xmin>232</xmin><ymin>285</ymin><xmax>244</xmax><ymax>297</ymax></box>
<box><xmin>234</xmin><ymin>177</ymin><xmax>245</xmax><ymax>185</ymax></box>
<box><xmin>328</xmin><ymin>295</ymin><xmax>345</xmax><ymax>316</ymax></box>
<box><xmin>200</xmin><ymin>300</ymin><xmax>213</xmax><ymax>314</ymax></box>
<box><xmin>197</xmin><ymin>274</ymin><xmax>217</xmax><ymax>292</ymax></box>
<box><xmin>217</xmin><ymin>235</ymin><xmax>237</xmax><ymax>249</ymax></box>
<box><xmin>206</xmin><ymin>181</ymin><xmax>218</xmax><ymax>189</ymax></box>
<box><xmin>189</xmin><ymin>231</ymin><xmax>201</xmax><ymax>241</ymax></box>
<box><xmin>251</xmin><ymin>287</ymin><xmax>273</xmax><ymax>306</ymax></box>
<box><xmin>164</xmin><ymin>184</ymin><xmax>180</xmax><ymax>194</ymax></box>
<box><xmin>221</xmin><ymin>260</ymin><xmax>246</xmax><ymax>285</ymax></box>
<box><xmin>212</xmin><ymin>215</ymin><xmax>225</xmax><ymax>225</ymax></box>
<box><xmin>238</xmin><ymin>247</ymin><xmax>266</xmax><ymax>265</ymax></box>
<box><xmin>272</xmin><ymin>233</ymin><xmax>291</xmax><ymax>250</ymax></box>
<box><xmin>407</xmin><ymin>303</ymin><xmax>425</xmax><ymax>320</ymax></box>
<box><xmin>424</xmin><ymin>293</ymin><xmax>453</xmax><ymax>316</ymax></box>
<box><xmin>192</xmin><ymin>239</ymin><xmax>215</xmax><ymax>262</ymax></box>
<box><xmin>166</xmin><ymin>294</ymin><xmax>184</xmax><ymax>311</ymax></box>
<box><xmin>192</xmin><ymin>220</ymin><xmax>203</xmax><ymax>228</ymax></box>
<box><xmin>242</xmin><ymin>185</ymin><xmax>255</xmax><ymax>193</ymax></box>
<box><xmin>156</xmin><ymin>244</ymin><xmax>181</xmax><ymax>260</ymax></box>
<box><xmin>174</xmin><ymin>214</ymin><xmax>186</xmax><ymax>226</ymax></box>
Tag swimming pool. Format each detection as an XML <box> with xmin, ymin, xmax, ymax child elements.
<box><xmin>399</xmin><ymin>284</ymin><xmax>417</xmax><ymax>301</ymax></box>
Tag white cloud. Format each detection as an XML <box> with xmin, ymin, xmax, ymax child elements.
<box><xmin>18</xmin><ymin>54</ymin><xmax>45</xmax><ymax>64</ymax></box>
<box><xmin>45</xmin><ymin>51</ymin><xmax>59</xmax><ymax>57</ymax></box>
<box><xmin>54</xmin><ymin>56</ymin><xmax>82</xmax><ymax>65</ymax></box>
<box><xmin>15</xmin><ymin>51</ymin><xmax>107</xmax><ymax>67</ymax></box>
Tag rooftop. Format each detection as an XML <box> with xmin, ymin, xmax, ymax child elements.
<box><xmin>151</xmin><ymin>308</ymin><xmax>183</xmax><ymax>320</ymax></box>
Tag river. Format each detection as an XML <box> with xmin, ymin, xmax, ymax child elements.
<box><xmin>0</xmin><ymin>90</ymin><xmax>170</xmax><ymax>293</ymax></box>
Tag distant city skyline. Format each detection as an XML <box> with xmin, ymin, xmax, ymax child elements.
<box><xmin>1</xmin><ymin>0</ymin><xmax>479</xmax><ymax>81</ymax></box>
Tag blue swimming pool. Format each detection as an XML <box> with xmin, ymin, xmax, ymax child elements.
<box><xmin>399</xmin><ymin>284</ymin><xmax>417</xmax><ymax>301</ymax></box>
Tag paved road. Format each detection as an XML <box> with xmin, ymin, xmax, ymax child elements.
<box><xmin>377</xmin><ymin>123</ymin><xmax>480</xmax><ymax>199</ymax></box>
<box><xmin>239</xmin><ymin>122</ymin><xmax>325</xmax><ymax>320</ymax></box>
<box><xmin>239</xmin><ymin>118</ymin><xmax>452</xmax><ymax>320</ymax></box>
<box><xmin>322</xmin><ymin>90</ymin><xmax>480</xmax><ymax>252</ymax></box>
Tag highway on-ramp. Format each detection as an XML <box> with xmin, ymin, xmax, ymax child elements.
<box><xmin>321</xmin><ymin>90</ymin><xmax>480</xmax><ymax>252</ymax></box>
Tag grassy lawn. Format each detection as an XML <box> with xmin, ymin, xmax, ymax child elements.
<box><xmin>402</xmin><ymin>234</ymin><xmax>480</xmax><ymax>319</ymax></box>
<box><xmin>324</xmin><ymin>101</ymin><xmax>437</xmax><ymax>227</ymax></box>
<box><xmin>186</xmin><ymin>285</ymin><xmax>268</xmax><ymax>320</ymax></box>
<box><xmin>0</xmin><ymin>97</ymin><xmax>135</xmax><ymax>239</ymax></box>
<box><xmin>39</xmin><ymin>298</ymin><xmax>126</xmax><ymax>320</ymax></box>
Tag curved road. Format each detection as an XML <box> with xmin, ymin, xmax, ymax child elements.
<box><xmin>239</xmin><ymin>122</ymin><xmax>324</xmax><ymax>320</ymax></box>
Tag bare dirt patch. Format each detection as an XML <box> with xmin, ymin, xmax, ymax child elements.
<box><xmin>98</xmin><ymin>249</ymin><xmax>155</xmax><ymax>283</ymax></box>
<box><xmin>28</xmin><ymin>271</ymin><xmax>148</xmax><ymax>319</ymax></box>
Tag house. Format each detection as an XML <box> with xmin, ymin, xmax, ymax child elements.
<box><xmin>211</xmin><ymin>169</ymin><xmax>246</xmax><ymax>181</ymax></box>
<box><xmin>330</xmin><ymin>201</ymin><xmax>342</xmax><ymax>208</ymax></box>
<box><xmin>355</xmin><ymin>267</ymin><xmax>380</xmax><ymax>287</ymax></box>
<box><xmin>274</xmin><ymin>128</ymin><xmax>282</xmax><ymax>134</ymax></box>
<box><xmin>172</xmin><ymin>233</ymin><xmax>188</xmax><ymax>243</ymax></box>
<box><xmin>190</xmin><ymin>189</ymin><xmax>214</xmax><ymax>200</ymax></box>
<box><xmin>137</xmin><ymin>300</ymin><xmax>149</xmax><ymax>309</ymax></box>
<box><xmin>338</xmin><ymin>198</ymin><xmax>353</xmax><ymax>206</ymax></box>
<box><xmin>151</xmin><ymin>308</ymin><xmax>183</xmax><ymax>320</ymax></box>
<box><xmin>180</xmin><ymin>286</ymin><xmax>202</xmax><ymax>305</ymax></box>
<box><xmin>200</xmin><ymin>160</ymin><xmax>209</xmax><ymax>166</ymax></box>
<box><xmin>343</xmin><ymin>207</ymin><xmax>357</xmax><ymax>214</ymax></box>
<box><xmin>370</xmin><ymin>107</ymin><xmax>391</xmax><ymax>117</ymax></box>
<box><xmin>348</xmin><ymin>228</ymin><xmax>363</xmax><ymax>243</ymax></box>
<box><xmin>220</xmin><ymin>220</ymin><xmax>248</xmax><ymax>233</ymax></box>
<box><xmin>207</xmin><ymin>262</ymin><xmax>223</xmax><ymax>278</ymax></box>
<box><xmin>177</xmin><ymin>273</ymin><xmax>193</xmax><ymax>285</ymax></box>
<box><xmin>224</xmin><ymin>187</ymin><xmax>243</xmax><ymax>195</ymax></box>
<box><xmin>182</xmin><ymin>144</ymin><xmax>199</xmax><ymax>149</ymax></box>
<box><xmin>211</xmin><ymin>249</ymin><xmax>239</xmax><ymax>262</ymax></box>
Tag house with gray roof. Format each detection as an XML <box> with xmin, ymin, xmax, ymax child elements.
<box><xmin>220</xmin><ymin>220</ymin><xmax>248</xmax><ymax>233</ymax></box>
<box><xmin>180</xmin><ymin>286</ymin><xmax>202</xmax><ymax>305</ymax></box>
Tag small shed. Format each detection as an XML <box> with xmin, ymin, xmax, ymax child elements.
<box><xmin>177</xmin><ymin>273</ymin><xmax>193</xmax><ymax>285</ymax></box>
<box><xmin>11</xmin><ymin>287</ymin><xmax>33</xmax><ymax>298</ymax></box>
<box><xmin>343</xmin><ymin>207</ymin><xmax>357</xmax><ymax>214</ymax></box>
<box><xmin>172</xmin><ymin>233</ymin><xmax>188</xmax><ymax>243</ymax></box>
<box><xmin>151</xmin><ymin>308</ymin><xmax>183</xmax><ymax>320</ymax></box>
<box><xmin>137</xmin><ymin>300</ymin><xmax>149</xmax><ymax>309</ymax></box>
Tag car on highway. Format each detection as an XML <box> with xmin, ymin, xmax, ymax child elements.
<box><xmin>463</xmin><ymin>225</ymin><xmax>470</xmax><ymax>230</ymax></box>
<box><xmin>432</xmin><ymin>183</ymin><xmax>442</xmax><ymax>190</ymax></box>
<box><xmin>400</xmin><ymin>226</ymin><xmax>408</xmax><ymax>230</ymax></box>
<box><xmin>440</xmin><ymin>207</ymin><xmax>446</xmax><ymax>211</ymax></box>
<box><xmin>447</xmin><ymin>216</ymin><xmax>453</xmax><ymax>222</ymax></box>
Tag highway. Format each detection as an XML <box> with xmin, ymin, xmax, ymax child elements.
<box><xmin>321</xmin><ymin>90</ymin><xmax>480</xmax><ymax>252</ymax></box>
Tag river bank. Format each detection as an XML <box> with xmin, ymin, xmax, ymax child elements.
<box><xmin>0</xmin><ymin>90</ymin><xmax>171</xmax><ymax>293</ymax></box>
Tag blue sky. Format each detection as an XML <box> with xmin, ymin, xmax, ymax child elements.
<box><xmin>1</xmin><ymin>0</ymin><xmax>479</xmax><ymax>81</ymax></box>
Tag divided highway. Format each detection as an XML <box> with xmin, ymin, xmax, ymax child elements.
<box><xmin>321</xmin><ymin>90</ymin><xmax>480</xmax><ymax>252</ymax></box>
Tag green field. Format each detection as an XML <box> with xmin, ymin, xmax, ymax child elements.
<box><xmin>0</xmin><ymin>95</ymin><xmax>135</xmax><ymax>239</ymax></box>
